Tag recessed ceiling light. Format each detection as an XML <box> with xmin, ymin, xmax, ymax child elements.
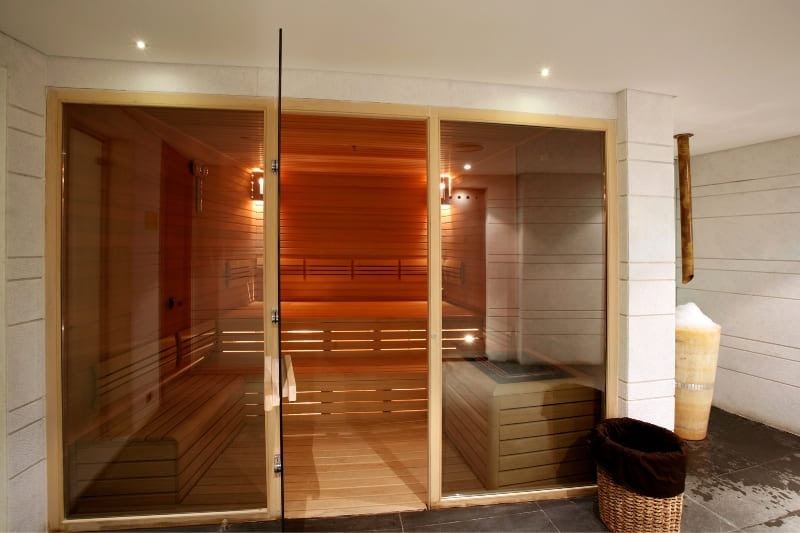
<box><xmin>463</xmin><ymin>163</ymin><xmax>472</xmax><ymax>170</ymax></box>
<box><xmin>540</xmin><ymin>67</ymin><xmax>550</xmax><ymax>78</ymax></box>
<box><xmin>136</xmin><ymin>40</ymin><xmax>147</xmax><ymax>50</ymax></box>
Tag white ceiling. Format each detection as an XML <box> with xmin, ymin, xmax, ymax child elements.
<box><xmin>2</xmin><ymin>0</ymin><xmax>799</xmax><ymax>154</ymax></box>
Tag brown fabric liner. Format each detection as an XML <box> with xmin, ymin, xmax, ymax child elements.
<box><xmin>589</xmin><ymin>417</ymin><xmax>688</xmax><ymax>498</ymax></box>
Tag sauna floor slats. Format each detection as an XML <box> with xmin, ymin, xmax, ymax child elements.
<box><xmin>282</xmin><ymin>415</ymin><xmax>427</xmax><ymax>519</ymax></box>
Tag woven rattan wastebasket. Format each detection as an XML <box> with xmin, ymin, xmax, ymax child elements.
<box><xmin>590</xmin><ymin>418</ymin><xmax>688</xmax><ymax>533</ymax></box>
<box><xmin>597</xmin><ymin>466</ymin><xmax>683</xmax><ymax>533</ymax></box>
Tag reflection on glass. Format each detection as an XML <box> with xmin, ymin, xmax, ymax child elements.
<box><xmin>441</xmin><ymin>121</ymin><xmax>606</xmax><ymax>495</ymax></box>
<box><xmin>61</xmin><ymin>104</ymin><xmax>266</xmax><ymax>517</ymax></box>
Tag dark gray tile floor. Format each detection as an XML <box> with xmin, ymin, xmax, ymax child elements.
<box><xmin>133</xmin><ymin>407</ymin><xmax>800</xmax><ymax>532</ymax></box>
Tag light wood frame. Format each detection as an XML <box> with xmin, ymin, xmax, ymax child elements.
<box><xmin>45</xmin><ymin>89</ymin><xmax>279</xmax><ymax>532</ymax></box>
<box><xmin>44</xmin><ymin>89</ymin><xmax>618</xmax><ymax>529</ymax></box>
<box><xmin>0</xmin><ymin>66</ymin><xmax>8</xmax><ymax>533</ymax></box>
<box><xmin>430</xmin><ymin>107</ymin><xmax>617</xmax><ymax>509</ymax></box>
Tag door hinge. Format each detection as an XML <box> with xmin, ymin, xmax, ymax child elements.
<box><xmin>273</xmin><ymin>453</ymin><xmax>282</xmax><ymax>474</ymax></box>
<box><xmin>271</xmin><ymin>159</ymin><xmax>279</xmax><ymax>174</ymax></box>
<box><xmin>271</xmin><ymin>307</ymin><xmax>280</xmax><ymax>324</ymax></box>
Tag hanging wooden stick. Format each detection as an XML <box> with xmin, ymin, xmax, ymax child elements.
<box><xmin>675</xmin><ymin>133</ymin><xmax>694</xmax><ymax>283</ymax></box>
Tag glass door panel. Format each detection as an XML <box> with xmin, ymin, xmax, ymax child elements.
<box><xmin>61</xmin><ymin>104</ymin><xmax>268</xmax><ymax>517</ymax></box>
<box><xmin>278</xmin><ymin>113</ymin><xmax>429</xmax><ymax>518</ymax></box>
<box><xmin>439</xmin><ymin>121</ymin><xmax>607</xmax><ymax>496</ymax></box>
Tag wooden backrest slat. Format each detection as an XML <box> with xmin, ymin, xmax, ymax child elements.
<box><xmin>176</xmin><ymin>320</ymin><xmax>217</xmax><ymax>367</ymax></box>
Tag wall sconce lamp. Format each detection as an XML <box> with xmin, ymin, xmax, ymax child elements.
<box><xmin>250</xmin><ymin>168</ymin><xmax>265</xmax><ymax>201</ymax></box>
<box><xmin>440</xmin><ymin>174</ymin><xmax>451</xmax><ymax>206</ymax></box>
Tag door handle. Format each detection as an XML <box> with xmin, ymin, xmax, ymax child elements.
<box><xmin>282</xmin><ymin>355</ymin><xmax>297</xmax><ymax>402</ymax></box>
<box><xmin>265</xmin><ymin>357</ymin><xmax>280</xmax><ymax>412</ymax></box>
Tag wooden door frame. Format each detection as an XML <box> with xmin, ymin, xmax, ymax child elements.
<box><xmin>44</xmin><ymin>89</ymin><xmax>278</xmax><ymax>532</ymax></box>
<box><xmin>430</xmin><ymin>107</ymin><xmax>618</xmax><ymax>508</ymax></box>
<box><xmin>44</xmin><ymin>89</ymin><xmax>618</xmax><ymax>530</ymax></box>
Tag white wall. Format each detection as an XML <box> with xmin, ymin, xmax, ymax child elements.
<box><xmin>677</xmin><ymin>135</ymin><xmax>800</xmax><ymax>435</ymax></box>
<box><xmin>0</xmin><ymin>31</ymin><xmax>48</xmax><ymax>533</ymax></box>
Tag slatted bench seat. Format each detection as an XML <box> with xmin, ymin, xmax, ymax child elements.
<box><xmin>443</xmin><ymin>357</ymin><xmax>601</xmax><ymax>491</ymax></box>
<box><xmin>70</xmin><ymin>322</ymin><xmax>246</xmax><ymax>515</ymax></box>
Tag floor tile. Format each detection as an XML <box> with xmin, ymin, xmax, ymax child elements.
<box><xmin>229</xmin><ymin>520</ymin><xmax>283</xmax><ymax>532</ymax></box>
<box><xmin>739</xmin><ymin>509</ymin><xmax>800</xmax><ymax>532</ymax></box>
<box><xmin>684</xmin><ymin>437</ymin><xmax>760</xmax><ymax>481</ymax></box>
<box><xmin>284</xmin><ymin>512</ymin><xmax>402</xmax><ymax>531</ymax></box>
<box><xmin>408</xmin><ymin>510</ymin><xmax>556</xmax><ymax>532</ymax></box>
<box><xmin>686</xmin><ymin>459</ymin><xmax>800</xmax><ymax>529</ymax></box>
<box><xmin>537</xmin><ymin>497</ymin><xmax>608</xmax><ymax>532</ymax></box>
<box><xmin>680</xmin><ymin>495</ymin><xmax>737</xmax><ymax>533</ymax></box>
<box><xmin>400</xmin><ymin>502</ymin><xmax>539</xmax><ymax>530</ymax></box>
<box><xmin>702</xmin><ymin>408</ymin><xmax>800</xmax><ymax>462</ymax></box>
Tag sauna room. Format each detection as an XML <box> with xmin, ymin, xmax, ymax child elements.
<box><xmin>58</xmin><ymin>102</ymin><xmax>608</xmax><ymax>521</ymax></box>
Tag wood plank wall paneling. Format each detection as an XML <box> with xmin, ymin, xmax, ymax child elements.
<box><xmin>676</xmin><ymin>135</ymin><xmax>800</xmax><ymax>435</ymax></box>
<box><xmin>280</xmin><ymin>114</ymin><xmax>428</xmax><ymax>301</ymax></box>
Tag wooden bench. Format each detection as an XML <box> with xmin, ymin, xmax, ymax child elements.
<box><xmin>444</xmin><ymin>358</ymin><xmax>600</xmax><ymax>490</ymax></box>
<box><xmin>70</xmin><ymin>322</ymin><xmax>246</xmax><ymax>514</ymax></box>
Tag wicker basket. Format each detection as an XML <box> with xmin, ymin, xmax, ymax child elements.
<box><xmin>597</xmin><ymin>466</ymin><xmax>684</xmax><ymax>533</ymax></box>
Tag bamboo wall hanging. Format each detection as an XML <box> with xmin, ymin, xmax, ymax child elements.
<box><xmin>675</xmin><ymin>133</ymin><xmax>694</xmax><ymax>284</ymax></box>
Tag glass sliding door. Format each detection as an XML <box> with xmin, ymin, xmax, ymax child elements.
<box><xmin>60</xmin><ymin>104</ymin><xmax>268</xmax><ymax>517</ymax></box>
<box><xmin>440</xmin><ymin>121</ymin><xmax>606</xmax><ymax>496</ymax></box>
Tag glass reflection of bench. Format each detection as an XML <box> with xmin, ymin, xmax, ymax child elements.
<box><xmin>444</xmin><ymin>356</ymin><xmax>601</xmax><ymax>491</ymax></box>
<box><xmin>70</xmin><ymin>321</ymin><xmax>245</xmax><ymax>514</ymax></box>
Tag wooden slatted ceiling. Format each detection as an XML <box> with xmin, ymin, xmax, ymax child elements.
<box><xmin>280</xmin><ymin>114</ymin><xmax>428</xmax><ymax>301</ymax></box>
<box><xmin>281</xmin><ymin>114</ymin><xmax>427</xmax><ymax>180</ymax></box>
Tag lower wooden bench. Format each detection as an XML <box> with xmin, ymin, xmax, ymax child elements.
<box><xmin>70</xmin><ymin>373</ymin><xmax>245</xmax><ymax>514</ymax></box>
<box><xmin>444</xmin><ymin>358</ymin><xmax>601</xmax><ymax>491</ymax></box>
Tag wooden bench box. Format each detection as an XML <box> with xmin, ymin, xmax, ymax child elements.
<box><xmin>68</xmin><ymin>322</ymin><xmax>247</xmax><ymax>514</ymax></box>
<box><xmin>72</xmin><ymin>374</ymin><xmax>245</xmax><ymax>513</ymax></box>
<box><xmin>444</xmin><ymin>358</ymin><xmax>601</xmax><ymax>491</ymax></box>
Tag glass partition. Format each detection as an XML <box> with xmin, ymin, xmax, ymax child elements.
<box><xmin>278</xmin><ymin>114</ymin><xmax>429</xmax><ymax>518</ymax></box>
<box><xmin>61</xmin><ymin>104</ymin><xmax>266</xmax><ymax>517</ymax></box>
<box><xmin>440</xmin><ymin>121</ymin><xmax>606</xmax><ymax>495</ymax></box>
